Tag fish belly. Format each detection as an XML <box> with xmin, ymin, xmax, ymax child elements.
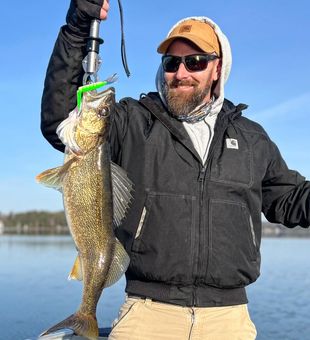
<box><xmin>63</xmin><ymin>145</ymin><xmax>115</xmax><ymax>312</ymax></box>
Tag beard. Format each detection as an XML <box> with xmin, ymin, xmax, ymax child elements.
<box><xmin>163</xmin><ymin>79</ymin><xmax>212</xmax><ymax>118</ymax></box>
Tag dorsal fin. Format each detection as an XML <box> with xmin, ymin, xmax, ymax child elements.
<box><xmin>111</xmin><ymin>162</ymin><xmax>133</xmax><ymax>227</ymax></box>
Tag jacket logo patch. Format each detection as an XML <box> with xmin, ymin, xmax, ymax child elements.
<box><xmin>226</xmin><ymin>138</ymin><xmax>239</xmax><ymax>149</ymax></box>
<box><xmin>179</xmin><ymin>25</ymin><xmax>192</xmax><ymax>33</ymax></box>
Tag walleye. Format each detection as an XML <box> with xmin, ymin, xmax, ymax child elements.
<box><xmin>36</xmin><ymin>86</ymin><xmax>132</xmax><ymax>340</ymax></box>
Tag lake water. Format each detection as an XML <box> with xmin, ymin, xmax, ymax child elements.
<box><xmin>0</xmin><ymin>235</ymin><xmax>310</xmax><ymax>340</ymax></box>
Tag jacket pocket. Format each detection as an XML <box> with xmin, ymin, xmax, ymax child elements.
<box><xmin>210</xmin><ymin>137</ymin><xmax>253</xmax><ymax>187</ymax></box>
<box><xmin>131</xmin><ymin>191</ymin><xmax>196</xmax><ymax>283</ymax></box>
<box><xmin>207</xmin><ymin>199</ymin><xmax>259</xmax><ymax>288</ymax></box>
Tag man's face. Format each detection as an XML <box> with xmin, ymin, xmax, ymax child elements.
<box><xmin>163</xmin><ymin>38</ymin><xmax>221</xmax><ymax>117</ymax></box>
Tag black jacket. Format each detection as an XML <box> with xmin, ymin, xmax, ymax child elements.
<box><xmin>41</xmin><ymin>26</ymin><xmax>310</xmax><ymax>307</ymax></box>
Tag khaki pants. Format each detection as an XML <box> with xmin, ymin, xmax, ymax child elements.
<box><xmin>109</xmin><ymin>296</ymin><xmax>257</xmax><ymax>340</ymax></box>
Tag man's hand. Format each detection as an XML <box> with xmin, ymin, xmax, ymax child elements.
<box><xmin>66</xmin><ymin>0</ymin><xmax>110</xmax><ymax>37</ymax></box>
<box><xmin>100</xmin><ymin>0</ymin><xmax>110</xmax><ymax>20</ymax></box>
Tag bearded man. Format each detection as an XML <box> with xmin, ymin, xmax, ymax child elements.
<box><xmin>40</xmin><ymin>1</ymin><xmax>310</xmax><ymax>339</ymax></box>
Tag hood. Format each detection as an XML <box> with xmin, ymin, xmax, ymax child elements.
<box><xmin>156</xmin><ymin>16</ymin><xmax>232</xmax><ymax>118</ymax></box>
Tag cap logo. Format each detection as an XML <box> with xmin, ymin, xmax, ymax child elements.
<box><xmin>179</xmin><ymin>25</ymin><xmax>192</xmax><ymax>33</ymax></box>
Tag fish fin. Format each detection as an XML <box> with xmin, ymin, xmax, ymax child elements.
<box><xmin>111</xmin><ymin>162</ymin><xmax>134</xmax><ymax>227</ymax></box>
<box><xmin>104</xmin><ymin>238</ymin><xmax>130</xmax><ymax>288</ymax></box>
<box><xmin>36</xmin><ymin>158</ymin><xmax>77</xmax><ymax>191</ymax></box>
<box><xmin>68</xmin><ymin>254</ymin><xmax>83</xmax><ymax>281</ymax></box>
<box><xmin>56</xmin><ymin>107</ymin><xmax>82</xmax><ymax>154</ymax></box>
<box><xmin>36</xmin><ymin>166</ymin><xmax>64</xmax><ymax>192</ymax></box>
<box><xmin>40</xmin><ymin>311</ymin><xmax>98</xmax><ymax>340</ymax></box>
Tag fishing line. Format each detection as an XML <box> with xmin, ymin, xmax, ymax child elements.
<box><xmin>83</xmin><ymin>0</ymin><xmax>130</xmax><ymax>85</ymax></box>
<box><xmin>117</xmin><ymin>0</ymin><xmax>131</xmax><ymax>77</ymax></box>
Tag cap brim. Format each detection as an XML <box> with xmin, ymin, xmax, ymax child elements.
<box><xmin>157</xmin><ymin>35</ymin><xmax>216</xmax><ymax>54</ymax></box>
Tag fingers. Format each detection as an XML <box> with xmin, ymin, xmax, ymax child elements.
<box><xmin>100</xmin><ymin>0</ymin><xmax>110</xmax><ymax>20</ymax></box>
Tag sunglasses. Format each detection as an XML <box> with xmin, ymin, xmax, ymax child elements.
<box><xmin>162</xmin><ymin>53</ymin><xmax>219</xmax><ymax>73</ymax></box>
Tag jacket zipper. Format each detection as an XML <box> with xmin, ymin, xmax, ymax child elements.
<box><xmin>193</xmin><ymin>121</ymin><xmax>230</xmax><ymax>305</ymax></box>
<box><xmin>198</xmin><ymin>165</ymin><xmax>207</xmax><ymax>194</ymax></box>
<box><xmin>192</xmin><ymin>164</ymin><xmax>207</xmax><ymax>306</ymax></box>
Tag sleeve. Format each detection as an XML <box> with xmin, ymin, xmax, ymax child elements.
<box><xmin>109</xmin><ymin>100</ymin><xmax>130</xmax><ymax>163</ymax></box>
<box><xmin>262</xmin><ymin>141</ymin><xmax>310</xmax><ymax>228</ymax></box>
<box><xmin>40</xmin><ymin>26</ymin><xmax>87</xmax><ymax>152</ymax></box>
<box><xmin>40</xmin><ymin>24</ymin><xmax>132</xmax><ymax>160</ymax></box>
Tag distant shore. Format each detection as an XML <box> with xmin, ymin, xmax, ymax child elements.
<box><xmin>262</xmin><ymin>222</ymin><xmax>310</xmax><ymax>238</ymax></box>
<box><xmin>0</xmin><ymin>222</ymin><xmax>309</xmax><ymax>238</ymax></box>
<box><xmin>0</xmin><ymin>225</ymin><xmax>69</xmax><ymax>235</ymax></box>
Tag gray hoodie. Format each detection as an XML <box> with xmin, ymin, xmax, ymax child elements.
<box><xmin>156</xmin><ymin>16</ymin><xmax>232</xmax><ymax>163</ymax></box>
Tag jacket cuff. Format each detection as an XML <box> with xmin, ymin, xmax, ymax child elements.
<box><xmin>60</xmin><ymin>25</ymin><xmax>88</xmax><ymax>47</ymax></box>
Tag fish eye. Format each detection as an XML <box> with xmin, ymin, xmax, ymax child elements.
<box><xmin>98</xmin><ymin>108</ymin><xmax>110</xmax><ymax>118</ymax></box>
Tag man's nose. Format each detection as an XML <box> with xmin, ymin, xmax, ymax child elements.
<box><xmin>175</xmin><ymin>62</ymin><xmax>190</xmax><ymax>79</ymax></box>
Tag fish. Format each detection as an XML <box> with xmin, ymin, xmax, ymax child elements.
<box><xmin>36</xmin><ymin>86</ymin><xmax>132</xmax><ymax>340</ymax></box>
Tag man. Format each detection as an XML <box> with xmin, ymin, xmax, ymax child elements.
<box><xmin>41</xmin><ymin>1</ymin><xmax>310</xmax><ymax>339</ymax></box>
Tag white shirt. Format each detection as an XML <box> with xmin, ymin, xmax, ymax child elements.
<box><xmin>183</xmin><ymin>114</ymin><xmax>218</xmax><ymax>165</ymax></box>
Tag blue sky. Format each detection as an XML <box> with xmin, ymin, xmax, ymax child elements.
<box><xmin>0</xmin><ymin>0</ymin><xmax>309</xmax><ymax>214</ymax></box>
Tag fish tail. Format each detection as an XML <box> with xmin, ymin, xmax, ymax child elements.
<box><xmin>40</xmin><ymin>312</ymin><xmax>98</xmax><ymax>340</ymax></box>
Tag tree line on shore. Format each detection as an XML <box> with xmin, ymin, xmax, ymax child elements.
<box><xmin>0</xmin><ymin>211</ymin><xmax>67</xmax><ymax>229</ymax></box>
<box><xmin>0</xmin><ymin>211</ymin><xmax>309</xmax><ymax>237</ymax></box>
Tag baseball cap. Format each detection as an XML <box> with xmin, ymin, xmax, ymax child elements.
<box><xmin>157</xmin><ymin>19</ymin><xmax>221</xmax><ymax>56</ymax></box>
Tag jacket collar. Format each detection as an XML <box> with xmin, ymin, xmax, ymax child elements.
<box><xmin>139</xmin><ymin>92</ymin><xmax>247</xmax><ymax>164</ymax></box>
<box><xmin>140</xmin><ymin>93</ymin><xmax>247</xmax><ymax>130</ymax></box>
